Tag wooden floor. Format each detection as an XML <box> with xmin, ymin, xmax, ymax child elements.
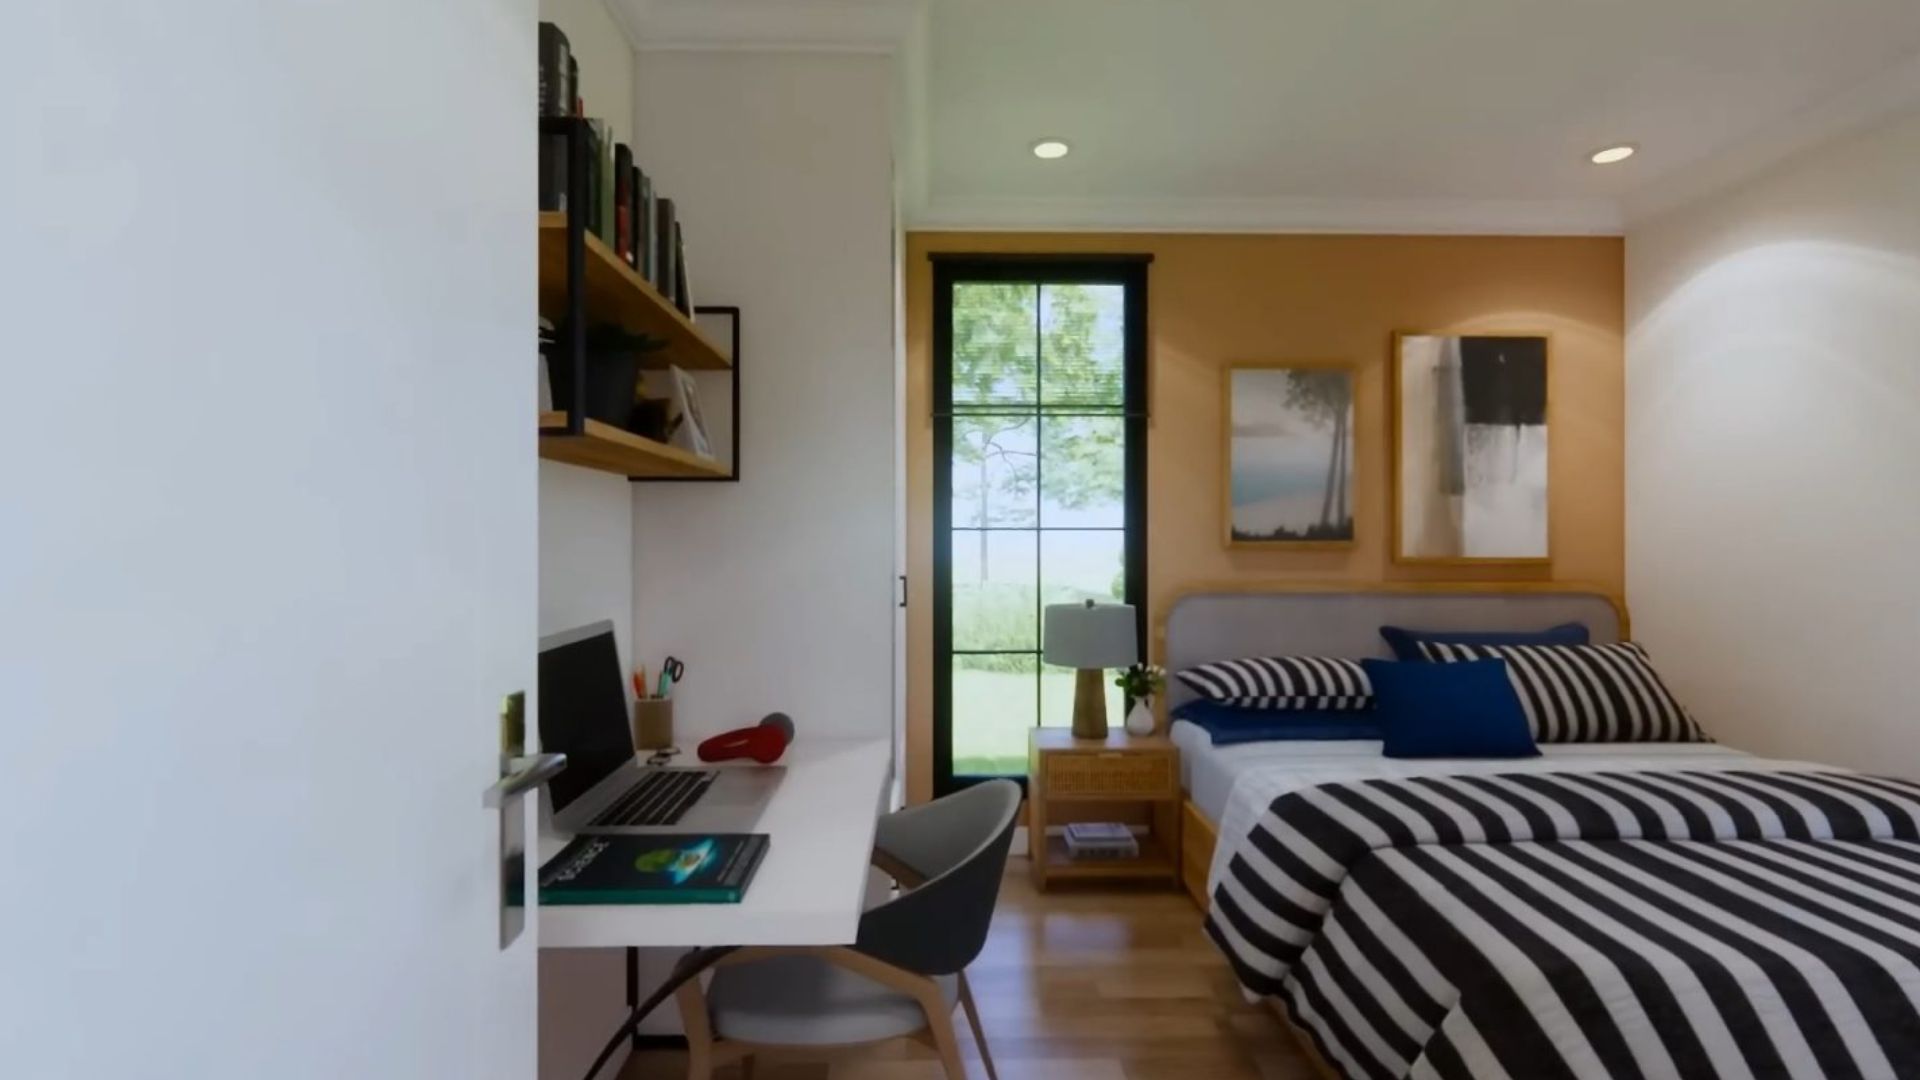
<box><xmin>620</xmin><ymin>859</ymin><xmax>1315</xmax><ymax>1080</ymax></box>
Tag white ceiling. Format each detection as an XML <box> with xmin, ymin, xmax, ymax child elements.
<box><xmin>620</xmin><ymin>0</ymin><xmax>1920</xmax><ymax>233</ymax></box>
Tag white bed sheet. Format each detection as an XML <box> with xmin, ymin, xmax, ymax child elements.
<box><xmin>1172</xmin><ymin>720</ymin><xmax>1828</xmax><ymax>901</ymax></box>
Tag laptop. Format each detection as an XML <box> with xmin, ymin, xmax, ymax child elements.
<box><xmin>538</xmin><ymin>621</ymin><xmax>782</xmax><ymax>835</ymax></box>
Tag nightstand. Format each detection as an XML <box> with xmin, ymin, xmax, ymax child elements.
<box><xmin>1027</xmin><ymin>728</ymin><xmax>1181</xmax><ymax>890</ymax></box>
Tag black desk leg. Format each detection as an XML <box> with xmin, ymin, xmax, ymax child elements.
<box><xmin>580</xmin><ymin>946</ymin><xmax>734</xmax><ymax>1080</ymax></box>
<box><xmin>626</xmin><ymin>947</ymin><xmax>640</xmax><ymax>1051</ymax></box>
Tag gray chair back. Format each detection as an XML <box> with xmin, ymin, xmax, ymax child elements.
<box><xmin>853</xmin><ymin>779</ymin><xmax>1021</xmax><ymax>976</ymax></box>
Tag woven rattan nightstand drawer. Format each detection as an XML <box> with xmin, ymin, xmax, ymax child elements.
<box><xmin>1041</xmin><ymin>748</ymin><xmax>1175</xmax><ymax>800</ymax></box>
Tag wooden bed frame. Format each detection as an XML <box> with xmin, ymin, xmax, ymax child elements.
<box><xmin>1180</xmin><ymin>798</ymin><xmax>1218</xmax><ymax>911</ymax></box>
<box><xmin>1156</xmin><ymin>581</ymin><xmax>1630</xmax><ymax>1078</ymax></box>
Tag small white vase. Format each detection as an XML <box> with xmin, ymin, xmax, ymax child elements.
<box><xmin>1124</xmin><ymin>697</ymin><xmax>1157</xmax><ymax>737</ymax></box>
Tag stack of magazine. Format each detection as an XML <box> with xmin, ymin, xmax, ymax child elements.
<box><xmin>1063</xmin><ymin>822</ymin><xmax>1139</xmax><ymax>861</ymax></box>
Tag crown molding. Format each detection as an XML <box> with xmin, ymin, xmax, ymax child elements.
<box><xmin>910</xmin><ymin>194</ymin><xmax>1625</xmax><ymax>237</ymax></box>
<box><xmin>1624</xmin><ymin>48</ymin><xmax>1920</xmax><ymax>225</ymax></box>
<box><xmin>617</xmin><ymin>0</ymin><xmax>923</xmax><ymax>54</ymax></box>
<box><xmin>599</xmin><ymin>0</ymin><xmax>645</xmax><ymax>53</ymax></box>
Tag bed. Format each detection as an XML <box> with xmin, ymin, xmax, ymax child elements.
<box><xmin>1160</xmin><ymin>583</ymin><xmax>1920</xmax><ymax>1080</ymax></box>
<box><xmin>1163</xmin><ymin>581</ymin><xmax>1636</xmax><ymax>909</ymax></box>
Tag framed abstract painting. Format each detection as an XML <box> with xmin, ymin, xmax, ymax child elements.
<box><xmin>1392</xmin><ymin>333</ymin><xmax>1550</xmax><ymax>565</ymax></box>
<box><xmin>1223</xmin><ymin>361</ymin><xmax>1356</xmax><ymax>548</ymax></box>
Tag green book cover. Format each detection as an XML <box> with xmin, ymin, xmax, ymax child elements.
<box><xmin>589</xmin><ymin>119</ymin><xmax>614</xmax><ymax>247</ymax></box>
<box><xmin>539</xmin><ymin>833</ymin><xmax>770</xmax><ymax>905</ymax></box>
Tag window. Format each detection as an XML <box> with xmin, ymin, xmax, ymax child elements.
<box><xmin>931</xmin><ymin>257</ymin><xmax>1149</xmax><ymax>795</ymax></box>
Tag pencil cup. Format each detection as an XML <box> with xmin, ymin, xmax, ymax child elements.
<box><xmin>632</xmin><ymin>698</ymin><xmax>674</xmax><ymax>751</ymax></box>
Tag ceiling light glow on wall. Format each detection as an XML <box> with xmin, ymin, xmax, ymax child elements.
<box><xmin>1589</xmin><ymin>144</ymin><xmax>1637</xmax><ymax>165</ymax></box>
<box><xmin>1031</xmin><ymin>139</ymin><xmax>1071</xmax><ymax>160</ymax></box>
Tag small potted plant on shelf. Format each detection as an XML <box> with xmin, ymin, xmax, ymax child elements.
<box><xmin>1114</xmin><ymin>663</ymin><xmax>1167</xmax><ymax>737</ymax></box>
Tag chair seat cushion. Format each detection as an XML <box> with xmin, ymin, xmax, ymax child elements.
<box><xmin>705</xmin><ymin>954</ymin><xmax>958</xmax><ymax>1046</ymax></box>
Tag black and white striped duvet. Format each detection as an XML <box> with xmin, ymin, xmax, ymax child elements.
<box><xmin>1204</xmin><ymin>769</ymin><xmax>1920</xmax><ymax>1079</ymax></box>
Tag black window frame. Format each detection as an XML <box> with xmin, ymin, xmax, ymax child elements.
<box><xmin>930</xmin><ymin>254</ymin><xmax>1151</xmax><ymax>797</ymax></box>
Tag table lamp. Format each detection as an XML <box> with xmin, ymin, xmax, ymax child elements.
<box><xmin>1043</xmin><ymin>599</ymin><xmax>1138</xmax><ymax>740</ymax></box>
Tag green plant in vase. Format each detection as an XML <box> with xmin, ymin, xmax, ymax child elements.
<box><xmin>1114</xmin><ymin>664</ymin><xmax>1166</xmax><ymax>737</ymax></box>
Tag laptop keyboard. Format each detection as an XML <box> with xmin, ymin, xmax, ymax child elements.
<box><xmin>589</xmin><ymin>769</ymin><xmax>717</xmax><ymax>828</ymax></box>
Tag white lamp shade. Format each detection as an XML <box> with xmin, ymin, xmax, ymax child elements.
<box><xmin>1042</xmin><ymin>602</ymin><xmax>1138</xmax><ymax>669</ymax></box>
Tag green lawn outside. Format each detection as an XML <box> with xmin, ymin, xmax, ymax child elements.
<box><xmin>951</xmin><ymin>667</ymin><xmax>1126</xmax><ymax>777</ymax></box>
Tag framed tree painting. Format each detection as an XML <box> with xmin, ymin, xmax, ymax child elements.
<box><xmin>1223</xmin><ymin>361</ymin><xmax>1356</xmax><ymax>548</ymax></box>
<box><xmin>1392</xmin><ymin>332</ymin><xmax>1550</xmax><ymax>565</ymax></box>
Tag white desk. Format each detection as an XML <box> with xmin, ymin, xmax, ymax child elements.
<box><xmin>537</xmin><ymin>737</ymin><xmax>893</xmax><ymax>949</ymax></box>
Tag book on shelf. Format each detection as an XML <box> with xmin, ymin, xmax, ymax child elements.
<box><xmin>638</xmin><ymin>172</ymin><xmax>657</xmax><ymax>283</ymax></box>
<box><xmin>613</xmin><ymin>144</ymin><xmax>633</xmax><ymax>263</ymax></box>
<box><xmin>1064</xmin><ymin>822</ymin><xmax>1134</xmax><ymax>844</ymax></box>
<box><xmin>598</xmin><ymin>127</ymin><xmax>614</xmax><ymax>248</ymax></box>
<box><xmin>538</xmin><ymin>129</ymin><xmax>568</xmax><ymax>212</ymax></box>
<box><xmin>654</xmin><ymin>197</ymin><xmax>678</xmax><ymax>303</ymax></box>
<box><xmin>568</xmin><ymin>56</ymin><xmax>581</xmax><ymax>115</ymax></box>
<box><xmin>673</xmin><ymin>222</ymin><xmax>692</xmax><ymax>315</ymax></box>
<box><xmin>580</xmin><ymin>120</ymin><xmax>602</xmax><ymax>236</ymax></box>
<box><xmin>588</xmin><ymin>119</ymin><xmax>614</xmax><ymax>247</ymax></box>
<box><xmin>1063</xmin><ymin>822</ymin><xmax>1139</xmax><ymax>860</ymax></box>
<box><xmin>626</xmin><ymin>165</ymin><xmax>644</xmax><ymax>271</ymax></box>
<box><xmin>535</xmin><ymin>24</ymin><xmax>573</xmax><ymax>214</ymax></box>
<box><xmin>537</xmin><ymin>23</ymin><xmax>572</xmax><ymax>117</ymax></box>
<box><xmin>539</xmin><ymin>833</ymin><xmax>771</xmax><ymax>905</ymax></box>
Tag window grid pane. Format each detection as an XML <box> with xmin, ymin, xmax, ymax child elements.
<box><xmin>951</xmin><ymin>283</ymin><xmax>1039</xmax><ymax>407</ymax></box>
<box><xmin>942</xmin><ymin>271</ymin><xmax>1136</xmax><ymax>784</ymax></box>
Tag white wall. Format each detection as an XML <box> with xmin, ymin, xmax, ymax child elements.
<box><xmin>2</xmin><ymin>2</ymin><xmax>539</xmax><ymax>1077</ymax></box>
<box><xmin>540</xmin><ymin>465</ymin><xmax>637</xmax><ymax>653</ymax></box>
<box><xmin>1626</xmin><ymin>106</ymin><xmax>1920</xmax><ymax>779</ymax></box>
<box><xmin>629</xmin><ymin>51</ymin><xmax>899</xmax><ymax>744</ymax></box>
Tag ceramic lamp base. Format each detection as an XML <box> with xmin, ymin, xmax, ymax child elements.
<box><xmin>1070</xmin><ymin>667</ymin><xmax>1109</xmax><ymax>740</ymax></box>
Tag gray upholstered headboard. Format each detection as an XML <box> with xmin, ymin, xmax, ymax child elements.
<box><xmin>1159</xmin><ymin>584</ymin><xmax>1626</xmax><ymax>711</ymax></box>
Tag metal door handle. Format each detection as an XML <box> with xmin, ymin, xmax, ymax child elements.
<box><xmin>483</xmin><ymin>753</ymin><xmax>568</xmax><ymax>808</ymax></box>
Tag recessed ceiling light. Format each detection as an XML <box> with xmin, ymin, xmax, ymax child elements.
<box><xmin>1589</xmin><ymin>144</ymin><xmax>1637</xmax><ymax>165</ymax></box>
<box><xmin>1031</xmin><ymin>139</ymin><xmax>1071</xmax><ymax>160</ymax></box>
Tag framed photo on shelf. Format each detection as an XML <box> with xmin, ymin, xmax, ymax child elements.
<box><xmin>1391</xmin><ymin>331</ymin><xmax>1551</xmax><ymax>565</ymax></box>
<box><xmin>663</xmin><ymin>365</ymin><xmax>712</xmax><ymax>459</ymax></box>
<box><xmin>635</xmin><ymin>305</ymin><xmax>740</xmax><ymax>483</ymax></box>
<box><xmin>1222</xmin><ymin>361</ymin><xmax>1356</xmax><ymax>549</ymax></box>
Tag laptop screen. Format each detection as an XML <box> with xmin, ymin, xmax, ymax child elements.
<box><xmin>538</xmin><ymin>623</ymin><xmax>634</xmax><ymax>813</ymax></box>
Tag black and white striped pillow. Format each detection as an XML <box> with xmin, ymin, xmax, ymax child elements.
<box><xmin>1176</xmin><ymin>656</ymin><xmax>1373</xmax><ymax>710</ymax></box>
<box><xmin>1414</xmin><ymin>640</ymin><xmax>1708</xmax><ymax>743</ymax></box>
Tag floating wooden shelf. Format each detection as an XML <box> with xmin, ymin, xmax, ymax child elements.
<box><xmin>538</xmin><ymin>412</ymin><xmax>729</xmax><ymax>479</ymax></box>
<box><xmin>537</xmin><ymin>213</ymin><xmax>729</xmax><ymax>372</ymax></box>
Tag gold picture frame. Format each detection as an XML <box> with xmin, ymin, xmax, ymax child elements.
<box><xmin>1389</xmin><ymin>331</ymin><xmax>1552</xmax><ymax>566</ymax></box>
<box><xmin>1221</xmin><ymin>359</ymin><xmax>1358</xmax><ymax>550</ymax></box>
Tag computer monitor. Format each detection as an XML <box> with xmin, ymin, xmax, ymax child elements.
<box><xmin>538</xmin><ymin>621</ymin><xmax>633</xmax><ymax>813</ymax></box>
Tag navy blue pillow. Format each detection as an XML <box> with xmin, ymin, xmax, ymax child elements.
<box><xmin>1171</xmin><ymin>699</ymin><xmax>1382</xmax><ymax>746</ymax></box>
<box><xmin>1360</xmin><ymin>658</ymin><xmax>1539</xmax><ymax>759</ymax></box>
<box><xmin>1379</xmin><ymin>622</ymin><xmax>1589</xmax><ymax>662</ymax></box>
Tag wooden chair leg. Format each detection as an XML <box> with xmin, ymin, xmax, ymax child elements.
<box><xmin>924</xmin><ymin>1000</ymin><xmax>969</xmax><ymax>1080</ymax></box>
<box><xmin>675</xmin><ymin>980</ymin><xmax>717</xmax><ymax>1080</ymax></box>
<box><xmin>956</xmin><ymin>972</ymin><xmax>998</xmax><ymax>1080</ymax></box>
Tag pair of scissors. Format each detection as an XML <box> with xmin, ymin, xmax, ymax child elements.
<box><xmin>656</xmin><ymin>656</ymin><xmax>686</xmax><ymax>699</ymax></box>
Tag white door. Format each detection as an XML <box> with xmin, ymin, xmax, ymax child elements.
<box><xmin>2</xmin><ymin>3</ymin><xmax>540</xmax><ymax>1078</ymax></box>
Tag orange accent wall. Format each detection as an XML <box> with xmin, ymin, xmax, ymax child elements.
<box><xmin>904</xmin><ymin>231</ymin><xmax>1625</xmax><ymax>803</ymax></box>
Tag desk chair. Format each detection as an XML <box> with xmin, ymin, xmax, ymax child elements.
<box><xmin>675</xmin><ymin>779</ymin><xmax>1021</xmax><ymax>1080</ymax></box>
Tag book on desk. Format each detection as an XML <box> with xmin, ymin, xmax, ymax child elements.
<box><xmin>539</xmin><ymin>833</ymin><xmax>770</xmax><ymax>905</ymax></box>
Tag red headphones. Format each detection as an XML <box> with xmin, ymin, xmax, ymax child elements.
<box><xmin>696</xmin><ymin>712</ymin><xmax>795</xmax><ymax>765</ymax></box>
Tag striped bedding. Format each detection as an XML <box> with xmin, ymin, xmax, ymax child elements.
<box><xmin>1204</xmin><ymin>769</ymin><xmax>1920</xmax><ymax>1079</ymax></box>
